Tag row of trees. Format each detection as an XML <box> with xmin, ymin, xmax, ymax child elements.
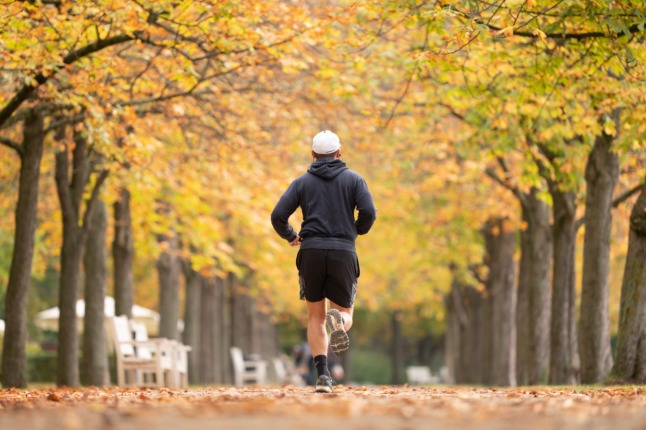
<box><xmin>0</xmin><ymin>0</ymin><xmax>331</xmax><ymax>387</ymax></box>
<box><xmin>0</xmin><ymin>0</ymin><xmax>644</xmax><ymax>388</ymax></box>
<box><xmin>428</xmin><ymin>0</ymin><xmax>646</xmax><ymax>384</ymax></box>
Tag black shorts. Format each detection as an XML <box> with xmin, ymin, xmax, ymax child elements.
<box><xmin>296</xmin><ymin>249</ymin><xmax>360</xmax><ymax>309</ymax></box>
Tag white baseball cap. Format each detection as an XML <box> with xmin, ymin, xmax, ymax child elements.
<box><xmin>312</xmin><ymin>130</ymin><xmax>341</xmax><ymax>155</ymax></box>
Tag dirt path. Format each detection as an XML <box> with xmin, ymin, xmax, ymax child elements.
<box><xmin>1</xmin><ymin>385</ymin><xmax>646</xmax><ymax>430</ymax></box>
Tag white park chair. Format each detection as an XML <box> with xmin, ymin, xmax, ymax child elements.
<box><xmin>109</xmin><ymin>315</ymin><xmax>173</xmax><ymax>387</ymax></box>
<box><xmin>130</xmin><ymin>321</ymin><xmax>192</xmax><ymax>388</ymax></box>
<box><xmin>406</xmin><ymin>366</ymin><xmax>436</xmax><ymax>385</ymax></box>
<box><xmin>230</xmin><ymin>346</ymin><xmax>267</xmax><ymax>386</ymax></box>
<box><xmin>130</xmin><ymin>321</ymin><xmax>175</xmax><ymax>387</ymax></box>
<box><xmin>170</xmin><ymin>339</ymin><xmax>192</xmax><ymax>389</ymax></box>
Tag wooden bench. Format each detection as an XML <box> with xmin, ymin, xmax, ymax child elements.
<box><xmin>109</xmin><ymin>316</ymin><xmax>191</xmax><ymax>388</ymax></box>
<box><xmin>109</xmin><ymin>315</ymin><xmax>173</xmax><ymax>387</ymax></box>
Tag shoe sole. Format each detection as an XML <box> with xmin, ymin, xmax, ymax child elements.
<box><xmin>327</xmin><ymin>308</ymin><xmax>350</xmax><ymax>356</ymax></box>
<box><xmin>314</xmin><ymin>385</ymin><xmax>332</xmax><ymax>393</ymax></box>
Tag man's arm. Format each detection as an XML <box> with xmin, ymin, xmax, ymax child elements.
<box><xmin>355</xmin><ymin>178</ymin><xmax>376</xmax><ymax>235</ymax></box>
<box><xmin>271</xmin><ymin>181</ymin><xmax>300</xmax><ymax>243</ymax></box>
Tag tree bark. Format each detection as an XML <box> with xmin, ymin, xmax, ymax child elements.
<box><xmin>113</xmin><ymin>188</ymin><xmax>134</xmax><ymax>318</ymax></box>
<box><xmin>198</xmin><ymin>275</ymin><xmax>216</xmax><ymax>384</ymax></box>
<box><xmin>516</xmin><ymin>208</ymin><xmax>531</xmax><ymax>386</ymax></box>
<box><xmin>613</xmin><ymin>181</ymin><xmax>646</xmax><ymax>381</ymax></box>
<box><xmin>445</xmin><ymin>275</ymin><xmax>468</xmax><ymax>384</ymax></box>
<box><xmin>479</xmin><ymin>285</ymin><xmax>493</xmax><ymax>385</ymax></box>
<box><xmin>222</xmin><ymin>274</ymin><xmax>234</xmax><ymax>384</ymax></box>
<box><xmin>54</xmin><ymin>129</ymin><xmax>107</xmax><ymax>387</ymax></box>
<box><xmin>391</xmin><ymin>310</ymin><xmax>404</xmax><ymax>385</ymax></box>
<box><xmin>1</xmin><ymin>111</ymin><xmax>44</xmax><ymax>388</ymax></box>
<box><xmin>523</xmin><ymin>189</ymin><xmax>552</xmax><ymax>385</ymax></box>
<box><xmin>215</xmin><ymin>276</ymin><xmax>226</xmax><ymax>384</ymax></box>
<box><xmin>55</xmin><ymin>130</ymin><xmax>89</xmax><ymax>388</ymax></box>
<box><xmin>483</xmin><ymin>218</ymin><xmax>517</xmax><ymax>386</ymax></box>
<box><xmin>157</xmin><ymin>233</ymin><xmax>180</xmax><ymax>341</ymax></box>
<box><xmin>182</xmin><ymin>259</ymin><xmax>202</xmax><ymax>385</ymax></box>
<box><xmin>579</xmin><ymin>112</ymin><xmax>620</xmax><ymax>383</ymax></box>
<box><xmin>549</xmin><ymin>188</ymin><xmax>580</xmax><ymax>384</ymax></box>
<box><xmin>444</xmin><ymin>291</ymin><xmax>457</xmax><ymax>385</ymax></box>
<box><xmin>465</xmin><ymin>286</ymin><xmax>487</xmax><ymax>384</ymax></box>
<box><xmin>82</xmin><ymin>199</ymin><xmax>109</xmax><ymax>386</ymax></box>
<box><xmin>252</xmin><ymin>294</ymin><xmax>281</xmax><ymax>370</ymax></box>
<box><xmin>231</xmin><ymin>280</ymin><xmax>252</xmax><ymax>352</ymax></box>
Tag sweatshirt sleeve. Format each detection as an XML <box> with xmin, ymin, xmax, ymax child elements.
<box><xmin>355</xmin><ymin>177</ymin><xmax>377</xmax><ymax>235</ymax></box>
<box><xmin>271</xmin><ymin>180</ymin><xmax>300</xmax><ymax>242</ymax></box>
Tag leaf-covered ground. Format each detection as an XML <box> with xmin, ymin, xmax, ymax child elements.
<box><xmin>2</xmin><ymin>385</ymin><xmax>646</xmax><ymax>430</ymax></box>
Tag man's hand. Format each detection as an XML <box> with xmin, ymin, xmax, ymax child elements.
<box><xmin>290</xmin><ymin>235</ymin><xmax>302</xmax><ymax>247</ymax></box>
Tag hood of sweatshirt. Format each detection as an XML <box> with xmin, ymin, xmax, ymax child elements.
<box><xmin>307</xmin><ymin>158</ymin><xmax>348</xmax><ymax>180</ymax></box>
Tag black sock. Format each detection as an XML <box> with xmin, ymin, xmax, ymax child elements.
<box><xmin>313</xmin><ymin>355</ymin><xmax>330</xmax><ymax>378</ymax></box>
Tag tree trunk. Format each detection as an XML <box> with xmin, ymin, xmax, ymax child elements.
<box><xmin>523</xmin><ymin>189</ymin><xmax>552</xmax><ymax>385</ymax></box>
<box><xmin>215</xmin><ymin>276</ymin><xmax>226</xmax><ymax>384</ymax></box>
<box><xmin>113</xmin><ymin>188</ymin><xmax>134</xmax><ymax>318</ymax></box>
<box><xmin>516</xmin><ymin>208</ymin><xmax>531</xmax><ymax>386</ymax></box>
<box><xmin>198</xmin><ymin>275</ymin><xmax>216</xmax><ymax>384</ymax></box>
<box><xmin>579</xmin><ymin>113</ymin><xmax>620</xmax><ymax>384</ymax></box>
<box><xmin>464</xmin><ymin>286</ymin><xmax>487</xmax><ymax>384</ymax></box>
<box><xmin>252</xmin><ymin>294</ymin><xmax>281</xmax><ymax>373</ymax></box>
<box><xmin>479</xmin><ymin>287</ymin><xmax>493</xmax><ymax>385</ymax></box>
<box><xmin>483</xmin><ymin>218</ymin><xmax>517</xmax><ymax>386</ymax></box>
<box><xmin>55</xmin><ymin>131</ymin><xmax>90</xmax><ymax>388</ymax></box>
<box><xmin>391</xmin><ymin>310</ymin><xmax>404</xmax><ymax>385</ymax></box>
<box><xmin>1</xmin><ymin>111</ymin><xmax>44</xmax><ymax>388</ymax></box>
<box><xmin>549</xmin><ymin>189</ymin><xmax>580</xmax><ymax>384</ymax></box>
<box><xmin>157</xmin><ymin>233</ymin><xmax>180</xmax><ymax>340</ymax></box>
<box><xmin>231</xmin><ymin>281</ymin><xmax>252</xmax><ymax>352</ymax></box>
<box><xmin>613</xmin><ymin>181</ymin><xmax>646</xmax><ymax>381</ymax></box>
<box><xmin>222</xmin><ymin>274</ymin><xmax>234</xmax><ymax>384</ymax></box>
<box><xmin>54</xmin><ymin>129</ymin><xmax>106</xmax><ymax>387</ymax></box>
<box><xmin>445</xmin><ymin>274</ymin><xmax>468</xmax><ymax>384</ymax></box>
<box><xmin>444</xmin><ymin>293</ymin><xmax>457</xmax><ymax>385</ymax></box>
<box><xmin>182</xmin><ymin>260</ymin><xmax>201</xmax><ymax>385</ymax></box>
<box><xmin>82</xmin><ymin>199</ymin><xmax>109</xmax><ymax>386</ymax></box>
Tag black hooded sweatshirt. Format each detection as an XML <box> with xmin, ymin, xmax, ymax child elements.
<box><xmin>271</xmin><ymin>158</ymin><xmax>376</xmax><ymax>252</ymax></box>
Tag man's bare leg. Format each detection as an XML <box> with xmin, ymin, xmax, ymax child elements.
<box><xmin>307</xmin><ymin>299</ymin><xmax>335</xmax><ymax>392</ymax></box>
<box><xmin>307</xmin><ymin>299</ymin><xmax>328</xmax><ymax>357</ymax></box>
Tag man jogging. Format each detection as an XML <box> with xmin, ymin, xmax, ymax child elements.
<box><xmin>271</xmin><ymin>130</ymin><xmax>376</xmax><ymax>393</ymax></box>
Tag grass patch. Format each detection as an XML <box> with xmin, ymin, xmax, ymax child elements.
<box><xmin>350</xmin><ymin>347</ymin><xmax>392</xmax><ymax>385</ymax></box>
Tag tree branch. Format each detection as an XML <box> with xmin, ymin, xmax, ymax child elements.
<box><xmin>469</xmin><ymin>263</ymin><xmax>488</xmax><ymax>285</ymax></box>
<box><xmin>44</xmin><ymin>114</ymin><xmax>86</xmax><ymax>133</ymax></box>
<box><xmin>0</xmin><ymin>136</ymin><xmax>24</xmax><ymax>156</ymax></box>
<box><xmin>447</xmin><ymin>4</ymin><xmax>644</xmax><ymax>40</ymax></box>
<box><xmin>115</xmin><ymin>88</ymin><xmax>212</xmax><ymax>108</ymax></box>
<box><xmin>612</xmin><ymin>182</ymin><xmax>644</xmax><ymax>208</ymax></box>
<box><xmin>484</xmin><ymin>164</ymin><xmax>529</xmax><ymax>209</ymax></box>
<box><xmin>0</xmin><ymin>33</ymin><xmax>139</xmax><ymax>128</ymax></box>
<box><xmin>383</xmin><ymin>63</ymin><xmax>418</xmax><ymax>129</ymax></box>
<box><xmin>0</xmin><ymin>103</ymin><xmax>76</xmax><ymax>131</ymax></box>
<box><xmin>487</xmin><ymin>22</ymin><xmax>644</xmax><ymax>40</ymax></box>
<box><xmin>438</xmin><ymin>102</ymin><xmax>466</xmax><ymax>122</ymax></box>
<box><xmin>574</xmin><ymin>183</ymin><xmax>643</xmax><ymax>232</ymax></box>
